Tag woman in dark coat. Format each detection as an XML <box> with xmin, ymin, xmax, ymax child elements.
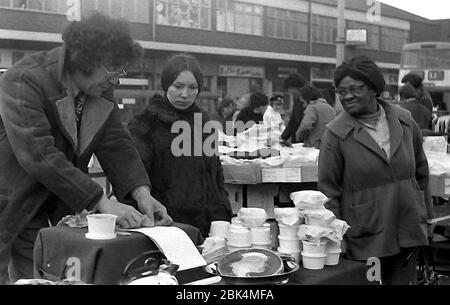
<box><xmin>128</xmin><ymin>54</ymin><xmax>232</xmax><ymax>237</ymax></box>
<box><xmin>318</xmin><ymin>56</ymin><xmax>434</xmax><ymax>285</ymax></box>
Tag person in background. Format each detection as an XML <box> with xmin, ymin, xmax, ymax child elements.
<box><xmin>398</xmin><ymin>83</ymin><xmax>433</xmax><ymax>133</ymax></box>
<box><xmin>281</xmin><ymin>72</ymin><xmax>308</xmax><ymax>146</ymax></box>
<box><xmin>295</xmin><ymin>85</ymin><xmax>336</xmax><ymax>149</ymax></box>
<box><xmin>318</xmin><ymin>55</ymin><xmax>434</xmax><ymax>285</ymax></box>
<box><xmin>0</xmin><ymin>12</ymin><xmax>172</xmax><ymax>284</ymax></box>
<box><xmin>235</xmin><ymin>91</ymin><xmax>269</xmax><ymax>131</ymax></box>
<box><xmin>128</xmin><ymin>54</ymin><xmax>232</xmax><ymax>237</ymax></box>
<box><xmin>211</xmin><ymin>97</ymin><xmax>236</xmax><ymax>134</ymax></box>
<box><xmin>401</xmin><ymin>72</ymin><xmax>434</xmax><ymax>113</ymax></box>
<box><xmin>263</xmin><ymin>94</ymin><xmax>286</xmax><ymax>132</ymax></box>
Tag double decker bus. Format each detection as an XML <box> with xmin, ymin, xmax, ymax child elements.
<box><xmin>399</xmin><ymin>42</ymin><xmax>450</xmax><ymax>111</ymax></box>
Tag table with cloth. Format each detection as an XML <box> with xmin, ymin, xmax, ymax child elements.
<box><xmin>33</xmin><ymin>225</ymin><xmax>371</xmax><ymax>285</ymax></box>
<box><xmin>33</xmin><ymin>223</ymin><xmax>203</xmax><ymax>285</ymax></box>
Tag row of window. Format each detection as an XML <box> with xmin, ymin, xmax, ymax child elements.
<box><xmin>0</xmin><ymin>0</ymin><xmax>409</xmax><ymax>52</ymax></box>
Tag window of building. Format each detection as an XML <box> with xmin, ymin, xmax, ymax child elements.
<box><xmin>155</xmin><ymin>0</ymin><xmax>211</xmax><ymax>30</ymax></box>
<box><xmin>312</xmin><ymin>14</ymin><xmax>336</xmax><ymax>44</ymax></box>
<box><xmin>202</xmin><ymin>75</ymin><xmax>212</xmax><ymax>92</ymax></box>
<box><xmin>81</xmin><ymin>0</ymin><xmax>150</xmax><ymax>23</ymax></box>
<box><xmin>380</xmin><ymin>27</ymin><xmax>409</xmax><ymax>53</ymax></box>
<box><xmin>0</xmin><ymin>0</ymin><xmax>71</xmax><ymax>14</ymax></box>
<box><xmin>216</xmin><ymin>0</ymin><xmax>263</xmax><ymax>36</ymax></box>
<box><xmin>346</xmin><ymin>20</ymin><xmax>379</xmax><ymax>50</ymax></box>
<box><xmin>265</xmin><ymin>7</ymin><xmax>308</xmax><ymax>41</ymax></box>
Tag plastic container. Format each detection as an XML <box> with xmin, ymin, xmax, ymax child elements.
<box><xmin>227</xmin><ymin>227</ymin><xmax>251</xmax><ymax>247</ymax></box>
<box><xmin>278</xmin><ymin>223</ymin><xmax>300</xmax><ymax>239</ymax></box>
<box><xmin>301</xmin><ymin>252</ymin><xmax>326</xmax><ymax>270</ymax></box>
<box><xmin>301</xmin><ymin>240</ymin><xmax>327</xmax><ymax>255</ymax></box>
<box><xmin>250</xmin><ymin>226</ymin><xmax>271</xmax><ymax>245</ymax></box>
<box><xmin>209</xmin><ymin>221</ymin><xmax>230</xmax><ymax>239</ymax></box>
<box><xmin>326</xmin><ymin>241</ymin><xmax>341</xmax><ymax>253</ymax></box>
<box><xmin>85</xmin><ymin>214</ymin><xmax>117</xmax><ymax>240</ymax></box>
<box><xmin>325</xmin><ymin>250</ymin><xmax>342</xmax><ymax>266</ymax></box>
<box><xmin>278</xmin><ymin>235</ymin><xmax>301</xmax><ymax>252</ymax></box>
<box><xmin>278</xmin><ymin>247</ymin><xmax>301</xmax><ymax>264</ymax></box>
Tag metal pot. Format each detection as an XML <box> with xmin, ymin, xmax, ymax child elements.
<box><xmin>122</xmin><ymin>250</ymin><xmax>179</xmax><ymax>285</ymax></box>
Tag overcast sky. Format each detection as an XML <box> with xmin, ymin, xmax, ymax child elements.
<box><xmin>378</xmin><ymin>0</ymin><xmax>450</xmax><ymax>20</ymax></box>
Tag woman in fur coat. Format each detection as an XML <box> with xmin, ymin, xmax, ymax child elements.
<box><xmin>128</xmin><ymin>54</ymin><xmax>232</xmax><ymax>237</ymax></box>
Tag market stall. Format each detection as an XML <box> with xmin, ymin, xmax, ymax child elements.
<box><xmin>33</xmin><ymin>225</ymin><xmax>370</xmax><ymax>285</ymax></box>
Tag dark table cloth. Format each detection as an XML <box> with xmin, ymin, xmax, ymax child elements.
<box><xmin>34</xmin><ymin>224</ymin><xmax>370</xmax><ymax>285</ymax></box>
<box><xmin>33</xmin><ymin>222</ymin><xmax>203</xmax><ymax>285</ymax></box>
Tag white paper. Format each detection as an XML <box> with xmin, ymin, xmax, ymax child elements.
<box><xmin>129</xmin><ymin>226</ymin><xmax>206</xmax><ymax>271</ymax></box>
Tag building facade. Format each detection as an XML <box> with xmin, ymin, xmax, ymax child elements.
<box><xmin>0</xmin><ymin>0</ymin><xmax>446</xmax><ymax>122</ymax></box>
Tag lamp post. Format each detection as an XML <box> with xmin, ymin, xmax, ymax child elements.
<box><xmin>336</xmin><ymin>0</ymin><xmax>346</xmax><ymax>67</ymax></box>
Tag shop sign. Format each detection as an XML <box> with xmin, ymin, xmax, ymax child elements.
<box><xmin>277</xmin><ymin>67</ymin><xmax>298</xmax><ymax>79</ymax></box>
<box><xmin>311</xmin><ymin>66</ymin><xmax>335</xmax><ymax>80</ymax></box>
<box><xmin>383</xmin><ymin>73</ymin><xmax>398</xmax><ymax>85</ymax></box>
<box><xmin>345</xmin><ymin>29</ymin><xmax>367</xmax><ymax>46</ymax></box>
<box><xmin>219</xmin><ymin>65</ymin><xmax>264</xmax><ymax>78</ymax></box>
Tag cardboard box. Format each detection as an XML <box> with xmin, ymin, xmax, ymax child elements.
<box><xmin>262</xmin><ymin>168</ymin><xmax>302</xmax><ymax>183</ymax></box>
<box><xmin>261</xmin><ymin>166</ymin><xmax>318</xmax><ymax>183</ymax></box>
<box><xmin>430</xmin><ymin>173</ymin><xmax>450</xmax><ymax>197</ymax></box>
<box><xmin>222</xmin><ymin>164</ymin><xmax>262</xmax><ymax>184</ymax></box>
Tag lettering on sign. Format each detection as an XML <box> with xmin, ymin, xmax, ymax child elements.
<box><xmin>219</xmin><ymin>65</ymin><xmax>264</xmax><ymax>78</ymax></box>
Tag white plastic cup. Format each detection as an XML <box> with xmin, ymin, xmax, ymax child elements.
<box><xmin>278</xmin><ymin>235</ymin><xmax>301</xmax><ymax>252</ymax></box>
<box><xmin>301</xmin><ymin>252</ymin><xmax>326</xmax><ymax>270</ymax></box>
<box><xmin>240</xmin><ymin>215</ymin><xmax>267</xmax><ymax>228</ymax></box>
<box><xmin>301</xmin><ymin>240</ymin><xmax>327</xmax><ymax>255</ymax></box>
<box><xmin>204</xmin><ymin>236</ymin><xmax>226</xmax><ymax>247</ymax></box>
<box><xmin>87</xmin><ymin>214</ymin><xmax>117</xmax><ymax>237</ymax></box>
<box><xmin>250</xmin><ymin>226</ymin><xmax>271</xmax><ymax>245</ymax></box>
<box><xmin>325</xmin><ymin>250</ymin><xmax>342</xmax><ymax>266</ymax></box>
<box><xmin>278</xmin><ymin>247</ymin><xmax>301</xmax><ymax>263</ymax></box>
<box><xmin>209</xmin><ymin>221</ymin><xmax>230</xmax><ymax>238</ymax></box>
<box><xmin>227</xmin><ymin>227</ymin><xmax>251</xmax><ymax>247</ymax></box>
<box><xmin>326</xmin><ymin>241</ymin><xmax>341</xmax><ymax>253</ymax></box>
<box><xmin>278</xmin><ymin>223</ymin><xmax>300</xmax><ymax>239</ymax></box>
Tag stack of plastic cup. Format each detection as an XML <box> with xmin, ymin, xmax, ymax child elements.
<box><xmin>227</xmin><ymin>226</ymin><xmax>251</xmax><ymax>252</ymax></box>
<box><xmin>324</xmin><ymin>240</ymin><xmax>342</xmax><ymax>266</ymax></box>
<box><xmin>250</xmin><ymin>224</ymin><xmax>272</xmax><ymax>250</ymax></box>
<box><xmin>276</xmin><ymin>223</ymin><xmax>301</xmax><ymax>263</ymax></box>
<box><xmin>300</xmin><ymin>240</ymin><xmax>328</xmax><ymax>270</ymax></box>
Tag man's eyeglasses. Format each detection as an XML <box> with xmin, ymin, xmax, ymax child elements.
<box><xmin>101</xmin><ymin>64</ymin><xmax>127</xmax><ymax>79</ymax></box>
<box><xmin>336</xmin><ymin>84</ymin><xmax>367</xmax><ymax>97</ymax></box>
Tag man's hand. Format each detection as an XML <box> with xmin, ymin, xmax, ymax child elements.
<box><xmin>96</xmin><ymin>195</ymin><xmax>147</xmax><ymax>229</ymax></box>
<box><xmin>132</xmin><ymin>186</ymin><xmax>173</xmax><ymax>227</ymax></box>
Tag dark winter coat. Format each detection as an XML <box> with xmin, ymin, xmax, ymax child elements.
<box><xmin>281</xmin><ymin>92</ymin><xmax>306</xmax><ymax>142</ymax></box>
<box><xmin>318</xmin><ymin>99</ymin><xmax>434</xmax><ymax>261</ymax></box>
<box><xmin>399</xmin><ymin>98</ymin><xmax>432</xmax><ymax>131</ymax></box>
<box><xmin>295</xmin><ymin>98</ymin><xmax>336</xmax><ymax>149</ymax></box>
<box><xmin>0</xmin><ymin>47</ymin><xmax>150</xmax><ymax>277</ymax></box>
<box><xmin>235</xmin><ymin>107</ymin><xmax>264</xmax><ymax>129</ymax></box>
<box><xmin>128</xmin><ymin>95</ymin><xmax>233</xmax><ymax>236</ymax></box>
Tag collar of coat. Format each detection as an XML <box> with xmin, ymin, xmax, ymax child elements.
<box><xmin>326</xmin><ymin>99</ymin><xmax>413</xmax><ymax>162</ymax></box>
<box><xmin>146</xmin><ymin>94</ymin><xmax>208</xmax><ymax>125</ymax></box>
<box><xmin>47</xmin><ymin>46</ymin><xmax>116</xmax><ymax>156</ymax></box>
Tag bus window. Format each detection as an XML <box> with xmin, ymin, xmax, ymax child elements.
<box><xmin>401</xmin><ymin>50</ymin><xmax>427</xmax><ymax>69</ymax></box>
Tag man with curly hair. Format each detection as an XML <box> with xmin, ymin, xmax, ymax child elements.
<box><xmin>0</xmin><ymin>12</ymin><xmax>172</xmax><ymax>284</ymax></box>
